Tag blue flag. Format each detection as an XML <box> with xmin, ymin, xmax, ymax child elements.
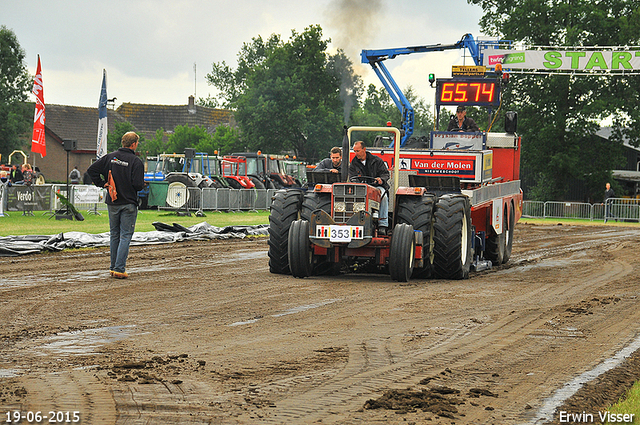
<box><xmin>96</xmin><ymin>70</ymin><xmax>108</xmax><ymax>159</ymax></box>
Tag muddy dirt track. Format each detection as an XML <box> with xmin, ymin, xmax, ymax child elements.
<box><xmin>1</xmin><ymin>222</ymin><xmax>640</xmax><ymax>424</ymax></box>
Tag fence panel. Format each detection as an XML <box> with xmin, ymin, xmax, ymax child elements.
<box><xmin>606</xmin><ymin>198</ymin><xmax>640</xmax><ymax>223</ymax></box>
<box><xmin>544</xmin><ymin>201</ymin><xmax>592</xmax><ymax>220</ymax></box>
<box><xmin>71</xmin><ymin>185</ymin><xmax>107</xmax><ymax>214</ymax></box>
<box><xmin>522</xmin><ymin>201</ymin><xmax>544</xmax><ymax>218</ymax></box>
<box><xmin>238</xmin><ymin>189</ymin><xmax>257</xmax><ymax>211</ymax></box>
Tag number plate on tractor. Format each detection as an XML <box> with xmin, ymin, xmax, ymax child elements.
<box><xmin>315</xmin><ymin>225</ymin><xmax>364</xmax><ymax>242</ymax></box>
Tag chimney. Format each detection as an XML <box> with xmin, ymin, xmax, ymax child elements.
<box><xmin>188</xmin><ymin>95</ymin><xmax>196</xmax><ymax>113</ymax></box>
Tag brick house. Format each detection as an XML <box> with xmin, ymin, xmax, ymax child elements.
<box><xmin>29</xmin><ymin>105</ymin><xmax>131</xmax><ymax>183</ymax></box>
<box><xmin>25</xmin><ymin>96</ymin><xmax>233</xmax><ymax>183</ymax></box>
<box><xmin>117</xmin><ymin>95</ymin><xmax>234</xmax><ymax>142</ymax></box>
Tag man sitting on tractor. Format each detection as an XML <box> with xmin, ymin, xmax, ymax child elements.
<box><xmin>315</xmin><ymin>146</ymin><xmax>342</xmax><ymax>173</ymax></box>
<box><xmin>348</xmin><ymin>140</ymin><xmax>390</xmax><ymax>235</ymax></box>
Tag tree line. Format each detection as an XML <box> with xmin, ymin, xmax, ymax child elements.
<box><xmin>2</xmin><ymin>0</ymin><xmax>640</xmax><ymax>201</ymax></box>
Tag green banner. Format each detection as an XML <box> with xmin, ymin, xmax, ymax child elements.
<box><xmin>484</xmin><ymin>48</ymin><xmax>640</xmax><ymax>73</ymax></box>
<box><xmin>7</xmin><ymin>185</ymin><xmax>52</xmax><ymax>211</ymax></box>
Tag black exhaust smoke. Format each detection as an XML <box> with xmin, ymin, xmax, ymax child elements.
<box><xmin>341</xmin><ymin>125</ymin><xmax>349</xmax><ymax>182</ymax></box>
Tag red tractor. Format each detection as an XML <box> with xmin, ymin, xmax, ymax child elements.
<box><xmin>268</xmin><ymin>124</ymin><xmax>522</xmax><ymax>282</ymax></box>
<box><xmin>232</xmin><ymin>151</ymin><xmax>299</xmax><ymax>189</ymax></box>
<box><xmin>221</xmin><ymin>156</ymin><xmax>256</xmax><ymax>190</ymax></box>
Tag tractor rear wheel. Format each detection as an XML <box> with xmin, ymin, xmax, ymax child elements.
<box><xmin>288</xmin><ymin>220</ymin><xmax>312</xmax><ymax>278</ymax></box>
<box><xmin>301</xmin><ymin>192</ymin><xmax>331</xmax><ymax>221</ymax></box>
<box><xmin>165</xmin><ymin>174</ymin><xmax>196</xmax><ymax>208</ymax></box>
<box><xmin>225</xmin><ymin>177</ymin><xmax>243</xmax><ymax>189</ymax></box>
<box><xmin>433</xmin><ymin>194</ymin><xmax>473</xmax><ymax>279</ymax></box>
<box><xmin>485</xmin><ymin>205</ymin><xmax>506</xmax><ymax>265</ymax></box>
<box><xmin>395</xmin><ymin>194</ymin><xmax>436</xmax><ymax>278</ymax></box>
<box><xmin>268</xmin><ymin>190</ymin><xmax>304</xmax><ymax>274</ymax></box>
<box><xmin>503</xmin><ymin>204</ymin><xmax>515</xmax><ymax>263</ymax></box>
<box><xmin>389</xmin><ymin>223</ymin><xmax>415</xmax><ymax>282</ymax></box>
<box><xmin>250</xmin><ymin>177</ymin><xmax>266</xmax><ymax>190</ymax></box>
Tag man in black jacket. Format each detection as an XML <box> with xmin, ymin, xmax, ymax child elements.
<box><xmin>447</xmin><ymin>105</ymin><xmax>480</xmax><ymax>132</ymax></box>
<box><xmin>604</xmin><ymin>182</ymin><xmax>615</xmax><ymax>222</ymax></box>
<box><xmin>314</xmin><ymin>147</ymin><xmax>342</xmax><ymax>173</ymax></box>
<box><xmin>348</xmin><ymin>140</ymin><xmax>390</xmax><ymax>234</ymax></box>
<box><xmin>87</xmin><ymin>131</ymin><xmax>145</xmax><ymax>279</ymax></box>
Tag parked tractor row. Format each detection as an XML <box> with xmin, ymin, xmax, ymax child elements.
<box><xmin>138</xmin><ymin>149</ymin><xmax>306</xmax><ymax>208</ymax></box>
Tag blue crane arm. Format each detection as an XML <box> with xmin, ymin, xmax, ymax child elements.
<box><xmin>361</xmin><ymin>34</ymin><xmax>483</xmax><ymax>147</ymax></box>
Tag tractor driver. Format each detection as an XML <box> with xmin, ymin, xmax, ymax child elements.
<box><xmin>447</xmin><ymin>105</ymin><xmax>480</xmax><ymax>132</ymax></box>
<box><xmin>349</xmin><ymin>141</ymin><xmax>390</xmax><ymax>235</ymax></box>
<box><xmin>315</xmin><ymin>146</ymin><xmax>342</xmax><ymax>173</ymax></box>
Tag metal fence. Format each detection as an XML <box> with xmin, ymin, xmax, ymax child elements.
<box><xmin>162</xmin><ymin>187</ymin><xmax>282</xmax><ymax>212</ymax></box>
<box><xmin>522</xmin><ymin>198</ymin><xmax>640</xmax><ymax>223</ymax></box>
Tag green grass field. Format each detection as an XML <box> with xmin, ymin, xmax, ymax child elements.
<box><xmin>0</xmin><ymin>209</ymin><xmax>270</xmax><ymax>237</ymax></box>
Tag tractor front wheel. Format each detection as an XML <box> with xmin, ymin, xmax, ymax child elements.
<box><xmin>395</xmin><ymin>194</ymin><xmax>435</xmax><ymax>278</ymax></box>
<box><xmin>268</xmin><ymin>190</ymin><xmax>304</xmax><ymax>274</ymax></box>
<box><xmin>288</xmin><ymin>220</ymin><xmax>312</xmax><ymax>278</ymax></box>
<box><xmin>389</xmin><ymin>223</ymin><xmax>415</xmax><ymax>282</ymax></box>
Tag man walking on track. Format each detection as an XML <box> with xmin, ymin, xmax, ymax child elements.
<box><xmin>87</xmin><ymin>131</ymin><xmax>144</xmax><ymax>279</ymax></box>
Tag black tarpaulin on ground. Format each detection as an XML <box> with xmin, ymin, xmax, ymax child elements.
<box><xmin>0</xmin><ymin>222</ymin><xmax>269</xmax><ymax>257</ymax></box>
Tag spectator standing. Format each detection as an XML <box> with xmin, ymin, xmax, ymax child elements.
<box><xmin>604</xmin><ymin>182</ymin><xmax>615</xmax><ymax>222</ymax></box>
<box><xmin>10</xmin><ymin>165</ymin><xmax>22</xmax><ymax>183</ymax></box>
<box><xmin>82</xmin><ymin>170</ymin><xmax>92</xmax><ymax>185</ymax></box>
<box><xmin>20</xmin><ymin>164</ymin><xmax>34</xmax><ymax>186</ymax></box>
<box><xmin>69</xmin><ymin>166</ymin><xmax>81</xmax><ymax>184</ymax></box>
<box><xmin>87</xmin><ymin>131</ymin><xmax>145</xmax><ymax>279</ymax></box>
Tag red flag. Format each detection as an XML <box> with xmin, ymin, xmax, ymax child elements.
<box><xmin>31</xmin><ymin>55</ymin><xmax>46</xmax><ymax>157</ymax></box>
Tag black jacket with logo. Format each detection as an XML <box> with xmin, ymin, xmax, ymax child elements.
<box><xmin>348</xmin><ymin>151</ymin><xmax>390</xmax><ymax>190</ymax></box>
<box><xmin>87</xmin><ymin>147</ymin><xmax>144</xmax><ymax>206</ymax></box>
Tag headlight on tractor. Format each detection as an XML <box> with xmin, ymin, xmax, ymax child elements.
<box><xmin>353</xmin><ymin>202</ymin><xmax>366</xmax><ymax>212</ymax></box>
<box><xmin>334</xmin><ymin>201</ymin><xmax>346</xmax><ymax>213</ymax></box>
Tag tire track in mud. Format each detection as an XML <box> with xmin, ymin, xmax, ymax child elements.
<box><xmin>18</xmin><ymin>370</ymin><xmax>116</xmax><ymax>425</ymax></box>
<box><xmin>254</xmin><ymin>235</ymin><xmax>637</xmax><ymax>424</ymax></box>
<box><xmin>3</xmin><ymin>227</ymin><xmax>640</xmax><ymax>424</ymax></box>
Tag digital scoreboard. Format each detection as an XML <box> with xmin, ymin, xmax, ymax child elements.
<box><xmin>435</xmin><ymin>79</ymin><xmax>500</xmax><ymax>107</ymax></box>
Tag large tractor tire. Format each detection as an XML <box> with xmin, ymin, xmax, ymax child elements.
<box><xmin>166</xmin><ymin>174</ymin><xmax>196</xmax><ymax>208</ymax></box>
<box><xmin>485</xmin><ymin>205</ymin><xmax>506</xmax><ymax>265</ymax></box>
<box><xmin>389</xmin><ymin>223</ymin><xmax>415</xmax><ymax>282</ymax></box>
<box><xmin>225</xmin><ymin>177</ymin><xmax>244</xmax><ymax>189</ymax></box>
<box><xmin>503</xmin><ymin>203</ymin><xmax>515</xmax><ymax>264</ymax></box>
<box><xmin>288</xmin><ymin>220</ymin><xmax>312</xmax><ymax>278</ymax></box>
<box><xmin>395</xmin><ymin>193</ymin><xmax>436</xmax><ymax>278</ymax></box>
<box><xmin>299</xmin><ymin>192</ymin><xmax>340</xmax><ymax>275</ymax></box>
<box><xmin>250</xmin><ymin>177</ymin><xmax>266</xmax><ymax>190</ymax></box>
<box><xmin>300</xmin><ymin>191</ymin><xmax>331</xmax><ymax>221</ymax></box>
<box><xmin>433</xmin><ymin>194</ymin><xmax>473</xmax><ymax>280</ymax></box>
<box><xmin>268</xmin><ymin>189</ymin><xmax>304</xmax><ymax>274</ymax></box>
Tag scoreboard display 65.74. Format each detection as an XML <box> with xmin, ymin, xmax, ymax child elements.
<box><xmin>435</xmin><ymin>79</ymin><xmax>500</xmax><ymax>107</ymax></box>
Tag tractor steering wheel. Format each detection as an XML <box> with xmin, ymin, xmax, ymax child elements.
<box><xmin>349</xmin><ymin>175</ymin><xmax>381</xmax><ymax>186</ymax></box>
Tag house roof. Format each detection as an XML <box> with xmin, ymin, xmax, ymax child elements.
<box><xmin>116</xmin><ymin>97</ymin><xmax>233</xmax><ymax>136</ymax></box>
<box><xmin>596</xmin><ymin>127</ymin><xmax>640</xmax><ymax>152</ymax></box>
<box><xmin>45</xmin><ymin>104</ymin><xmax>131</xmax><ymax>152</ymax></box>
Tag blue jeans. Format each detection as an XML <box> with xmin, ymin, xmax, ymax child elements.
<box><xmin>376</xmin><ymin>187</ymin><xmax>389</xmax><ymax>227</ymax></box>
<box><xmin>108</xmin><ymin>203</ymin><xmax>138</xmax><ymax>273</ymax></box>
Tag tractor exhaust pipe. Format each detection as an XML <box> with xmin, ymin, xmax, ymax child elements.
<box><xmin>341</xmin><ymin>125</ymin><xmax>349</xmax><ymax>182</ymax></box>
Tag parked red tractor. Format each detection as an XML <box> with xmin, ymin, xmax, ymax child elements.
<box><xmin>221</xmin><ymin>156</ymin><xmax>256</xmax><ymax>190</ymax></box>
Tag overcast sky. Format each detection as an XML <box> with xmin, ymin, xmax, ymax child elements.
<box><xmin>3</xmin><ymin>0</ymin><xmax>485</xmax><ymax>112</ymax></box>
